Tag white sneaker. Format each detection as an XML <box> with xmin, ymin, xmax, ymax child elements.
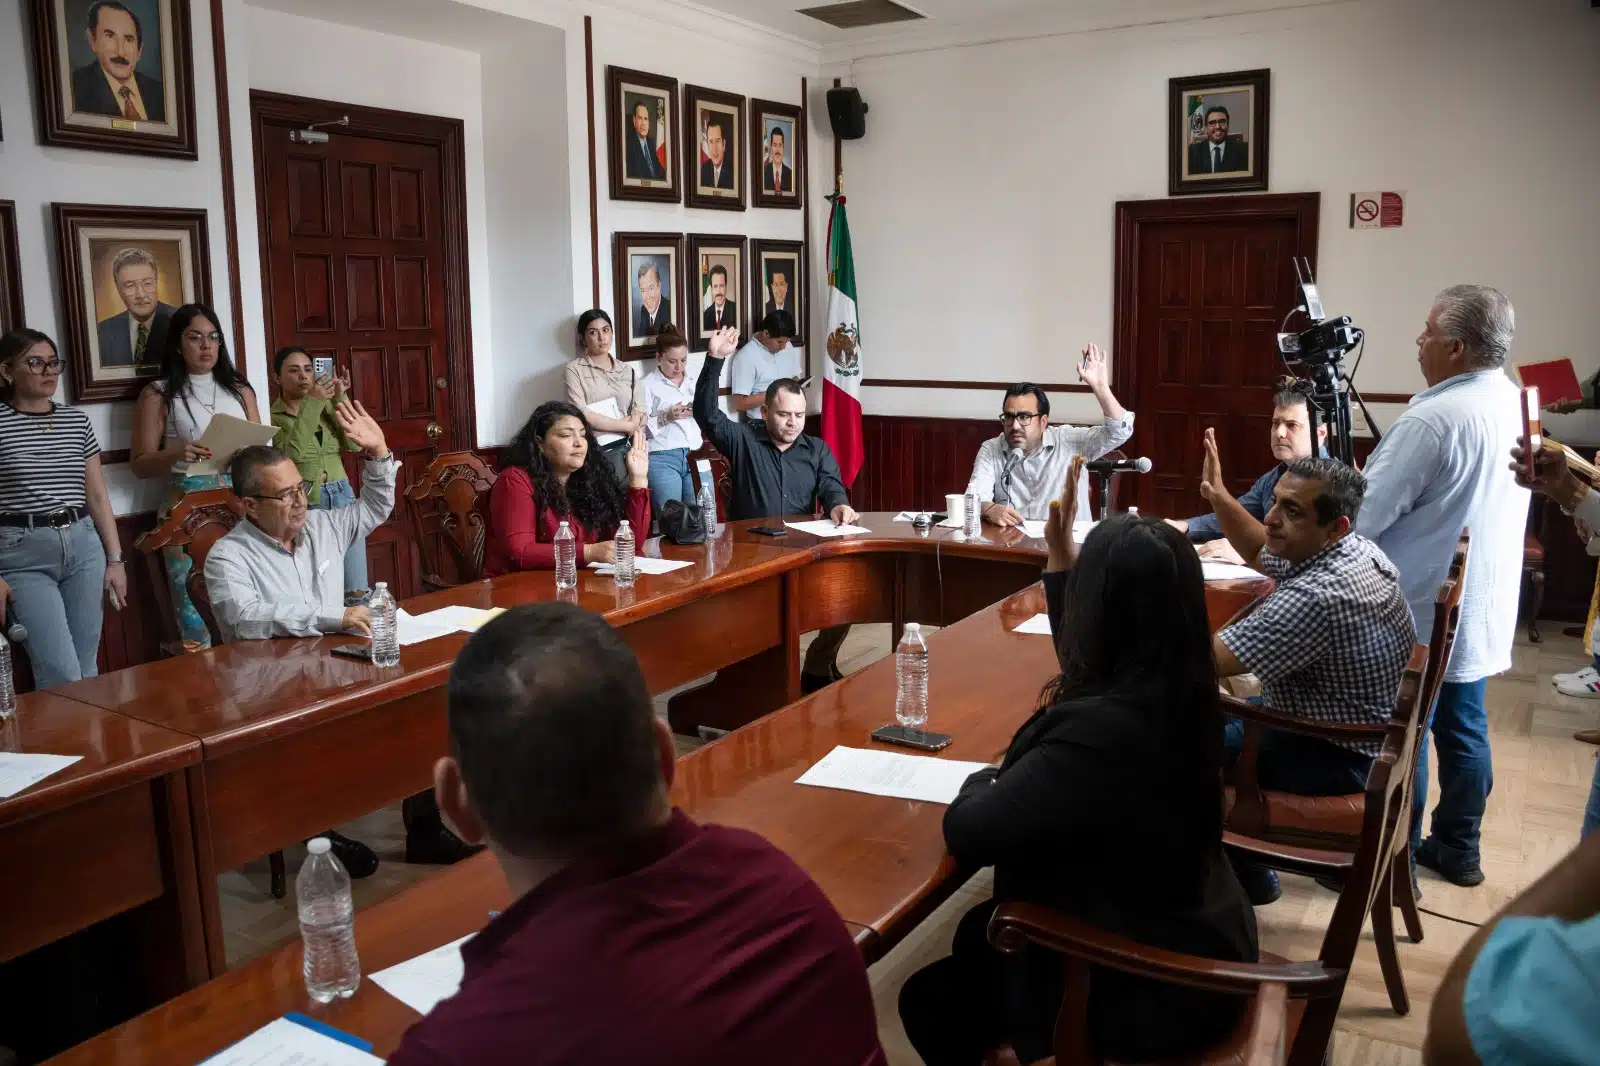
<box><xmin>1552</xmin><ymin>665</ymin><xmax>1598</xmax><ymax>686</ymax></box>
<box><xmin>1556</xmin><ymin>675</ymin><xmax>1600</xmax><ymax>699</ymax></box>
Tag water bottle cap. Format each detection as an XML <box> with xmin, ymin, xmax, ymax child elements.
<box><xmin>307</xmin><ymin>837</ymin><xmax>331</xmax><ymax>855</ymax></box>
<box><xmin>618</xmin><ymin>520</ymin><xmax>630</xmax><ymax>533</ymax></box>
<box><xmin>375</xmin><ymin>581</ymin><xmax>388</xmax><ymax>589</ymax></box>
<box><xmin>904</xmin><ymin>622</ymin><xmax>921</xmax><ymax>633</ymax></box>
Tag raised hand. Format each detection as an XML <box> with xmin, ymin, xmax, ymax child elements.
<box><xmin>1198</xmin><ymin>428</ymin><xmax>1224</xmax><ymax>503</ymax></box>
<box><xmin>1044</xmin><ymin>455</ymin><xmax>1085</xmax><ymax>571</ymax></box>
<box><xmin>334</xmin><ymin>399</ymin><xmax>388</xmax><ymax>457</ymax></box>
<box><xmin>1077</xmin><ymin>343</ymin><xmax>1110</xmax><ymax>392</ymax></box>
<box><xmin>625</xmin><ymin>430</ymin><xmax>649</xmax><ymax>488</ymax></box>
<box><xmin>707</xmin><ymin>325</ymin><xmax>740</xmax><ymax>360</ymax></box>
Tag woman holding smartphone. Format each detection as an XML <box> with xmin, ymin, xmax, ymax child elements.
<box><xmin>129</xmin><ymin>304</ymin><xmax>261</xmax><ymax>650</ymax></box>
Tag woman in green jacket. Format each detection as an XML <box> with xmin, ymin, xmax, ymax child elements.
<box><xmin>270</xmin><ymin>347</ymin><xmax>368</xmax><ymax>604</ymax></box>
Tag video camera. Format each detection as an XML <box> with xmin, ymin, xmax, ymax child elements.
<box><xmin>1274</xmin><ymin>258</ymin><xmax>1376</xmax><ymax>466</ymax></box>
<box><xmin>1276</xmin><ymin>259</ymin><xmax>1362</xmax><ymax>369</ymax></box>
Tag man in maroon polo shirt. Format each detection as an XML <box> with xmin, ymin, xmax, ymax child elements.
<box><xmin>386</xmin><ymin>602</ymin><xmax>887</xmax><ymax>1066</ymax></box>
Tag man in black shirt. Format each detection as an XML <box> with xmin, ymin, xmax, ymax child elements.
<box><xmin>694</xmin><ymin>326</ymin><xmax>858</xmax><ymax>692</ymax></box>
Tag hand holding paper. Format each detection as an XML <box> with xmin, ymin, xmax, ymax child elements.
<box><xmin>186</xmin><ymin>414</ymin><xmax>278</xmax><ymax>475</ymax></box>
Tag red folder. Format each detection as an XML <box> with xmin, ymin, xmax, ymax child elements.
<box><xmin>1513</xmin><ymin>359</ymin><xmax>1583</xmax><ymax>407</ymax></box>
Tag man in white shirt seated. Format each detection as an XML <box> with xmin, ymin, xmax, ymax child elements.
<box><xmin>964</xmin><ymin>343</ymin><xmax>1133</xmax><ymax>526</ymax></box>
<box><xmin>729</xmin><ymin>311</ymin><xmax>804</xmax><ymax>421</ymax></box>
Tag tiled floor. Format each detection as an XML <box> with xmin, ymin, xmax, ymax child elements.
<box><xmin>217</xmin><ymin>624</ymin><xmax>1600</xmax><ymax>1066</ymax></box>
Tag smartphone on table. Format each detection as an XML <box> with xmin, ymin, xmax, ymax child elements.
<box><xmin>750</xmin><ymin>526</ymin><xmax>787</xmax><ymax>536</ymax></box>
<box><xmin>871</xmin><ymin>724</ymin><xmax>953</xmax><ymax>753</ymax></box>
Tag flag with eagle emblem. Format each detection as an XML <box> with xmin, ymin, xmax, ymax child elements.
<box><xmin>822</xmin><ymin>191</ymin><xmax>863</xmax><ymax>486</ymax></box>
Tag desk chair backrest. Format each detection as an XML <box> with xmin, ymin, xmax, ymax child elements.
<box><xmin>134</xmin><ymin>488</ymin><xmax>246</xmax><ymax>651</ymax></box>
<box><xmin>404</xmin><ymin>450</ymin><xmax>496</xmax><ymax>590</ymax></box>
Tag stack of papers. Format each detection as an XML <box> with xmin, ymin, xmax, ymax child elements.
<box><xmin>394</xmin><ymin>606</ymin><xmax>506</xmax><ymax>646</ymax></box>
<box><xmin>186</xmin><ymin>414</ymin><xmax>279</xmax><ymax>476</ymax></box>
<box><xmin>589</xmin><ymin>557</ymin><xmax>695</xmax><ymax>576</ymax></box>
<box><xmin>0</xmin><ymin>753</ymin><xmax>83</xmax><ymax>799</ymax></box>
<box><xmin>202</xmin><ymin>1016</ymin><xmax>380</xmax><ymax>1065</ymax></box>
<box><xmin>786</xmin><ymin>520</ymin><xmax>872</xmax><ymax>538</ymax></box>
<box><xmin>1010</xmin><ymin>613</ymin><xmax>1053</xmax><ymax>635</ymax></box>
<box><xmin>371</xmin><ymin>935</ymin><xmax>472</xmax><ymax>1015</ymax></box>
<box><xmin>1201</xmin><ymin>560</ymin><xmax>1266</xmax><ymax>581</ymax></box>
<box><xmin>795</xmin><ymin>745</ymin><xmax>990</xmax><ymax>804</ymax></box>
<box><xmin>584</xmin><ymin>397</ymin><xmax>626</xmax><ymax>447</ymax></box>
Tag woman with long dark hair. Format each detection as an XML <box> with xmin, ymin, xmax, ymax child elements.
<box><xmin>130</xmin><ymin>304</ymin><xmax>262</xmax><ymax>649</ymax></box>
<box><xmin>898</xmin><ymin>458</ymin><xmax>1258</xmax><ymax>1065</ymax></box>
<box><xmin>485</xmin><ymin>401</ymin><xmax>650</xmax><ymax>575</ymax></box>
<box><xmin>0</xmin><ymin>329</ymin><xmax>127</xmax><ymax>688</ymax></box>
<box><xmin>564</xmin><ymin>309</ymin><xmax>646</xmax><ymax>484</ymax></box>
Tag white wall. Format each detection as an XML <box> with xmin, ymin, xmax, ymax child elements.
<box><xmin>0</xmin><ymin>0</ymin><xmax>235</xmax><ymax>514</ymax></box>
<box><xmin>825</xmin><ymin>0</ymin><xmax>1600</xmax><ymax>433</ymax></box>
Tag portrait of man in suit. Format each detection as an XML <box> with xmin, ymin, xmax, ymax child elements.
<box><xmin>762</xmin><ymin>123</ymin><xmax>794</xmax><ymax>196</ymax></box>
<box><xmin>698</xmin><ymin>115</ymin><xmax>735</xmax><ymax>192</ymax></box>
<box><xmin>701</xmin><ymin>263</ymin><xmax>737</xmax><ymax>332</ymax></box>
<box><xmin>624</xmin><ymin>97</ymin><xmax>666</xmax><ymax>182</ymax></box>
<box><xmin>1186</xmin><ymin>104</ymin><xmax>1249</xmax><ymax>176</ymax></box>
<box><xmin>763</xmin><ymin>265</ymin><xmax>792</xmax><ymax>320</ymax></box>
<box><xmin>632</xmin><ymin>257</ymin><xmax>673</xmax><ymax>341</ymax></box>
<box><xmin>95</xmin><ymin>245</ymin><xmax>177</xmax><ymax>368</ymax></box>
<box><xmin>69</xmin><ymin>1</ymin><xmax>166</xmax><ymax>123</ymax></box>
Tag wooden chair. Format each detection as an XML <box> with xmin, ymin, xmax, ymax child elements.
<box><xmin>1522</xmin><ymin>532</ymin><xmax>1544</xmax><ymax>643</ymax></box>
<box><xmin>687</xmin><ymin>441</ymin><xmax>732</xmax><ymax>522</ymax></box>
<box><xmin>1223</xmin><ymin>532</ymin><xmax>1469</xmax><ymax>1017</ymax></box>
<box><xmin>403</xmin><ymin>450</ymin><xmax>496</xmax><ymax>591</ymax></box>
<box><xmin>987</xmin><ymin>650</ymin><xmax>1427</xmax><ymax>1066</ymax></box>
<box><xmin>135</xmin><ymin>489</ymin><xmax>291</xmax><ymax>899</ymax></box>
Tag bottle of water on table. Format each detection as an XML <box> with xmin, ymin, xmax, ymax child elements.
<box><xmin>697</xmin><ymin>459</ymin><xmax>721</xmax><ymax>536</ymax></box>
<box><xmin>613</xmin><ymin>520</ymin><xmax>636</xmax><ymax>587</ymax></box>
<box><xmin>554</xmin><ymin>520</ymin><xmax>577</xmax><ymax>589</ymax></box>
<box><xmin>895</xmin><ymin>623</ymin><xmax>929</xmax><ymax>731</ymax></box>
<box><xmin>298</xmin><ymin>837</ymin><xmax>360</xmax><ymax>1002</ymax></box>
<box><xmin>368</xmin><ymin>582</ymin><xmax>399</xmax><ymax>667</ymax></box>
<box><xmin>963</xmin><ymin>491</ymin><xmax>982</xmax><ymax>537</ymax></box>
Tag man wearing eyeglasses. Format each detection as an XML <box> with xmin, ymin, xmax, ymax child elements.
<box><xmin>964</xmin><ymin>343</ymin><xmax>1133</xmax><ymax>526</ymax></box>
<box><xmin>203</xmin><ymin>399</ymin><xmax>395</xmax><ymax>643</ymax></box>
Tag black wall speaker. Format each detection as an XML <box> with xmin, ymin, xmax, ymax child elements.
<box><xmin>826</xmin><ymin>87</ymin><xmax>868</xmax><ymax>140</ymax></box>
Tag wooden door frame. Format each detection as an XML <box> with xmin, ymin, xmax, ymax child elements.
<box><xmin>249</xmin><ymin>90</ymin><xmax>478</xmax><ymax>450</ymax></box>
<box><xmin>1110</xmin><ymin>192</ymin><xmax>1320</xmax><ymax>406</ymax></box>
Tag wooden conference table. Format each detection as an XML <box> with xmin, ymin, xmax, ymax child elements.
<box><xmin>44</xmin><ymin>516</ymin><xmax>1270</xmax><ymax>1065</ymax></box>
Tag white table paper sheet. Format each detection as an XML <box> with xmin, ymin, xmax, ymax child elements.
<box><xmin>795</xmin><ymin>746</ymin><xmax>989</xmax><ymax>805</ymax></box>
<box><xmin>785</xmin><ymin>520</ymin><xmax>872</xmax><ymax>538</ymax></box>
<box><xmin>1011</xmin><ymin>613</ymin><xmax>1054</xmax><ymax>635</ymax></box>
<box><xmin>1200</xmin><ymin>560</ymin><xmax>1267</xmax><ymax>581</ymax></box>
<box><xmin>200</xmin><ymin>1016</ymin><xmax>383</xmax><ymax>1065</ymax></box>
<box><xmin>588</xmin><ymin>556</ymin><xmax>695</xmax><ymax>575</ymax></box>
<box><xmin>0</xmin><ymin>753</ymin><xmax>83</xmax><ymax>799</ymax></box>
<box><xmin>370</xmin><ymin>934</ymin><xmax>472</xmax><ymax>1016</ymax></box>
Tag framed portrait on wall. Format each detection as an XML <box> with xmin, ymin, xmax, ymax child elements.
<box><xmin>0</xmin><ymin>202</ymin><xmax>23</xmax><ymax>335</ymax></box>
<box><xmin>606</xmin><ymin>66</ymin><xmax>679</xmax><ymax>204</ymax></box>
<box><xmin>686</xmin><ymin>233</ymin><xmax>747</xmax><ymax>351</ymax></box>
<box><xmin>53</xmin><ymin>202</ymin><xmax>211</xmax><ymax>402</ymax></box>
<box><xmin>750</xmin><ymin>99</ymin><xmax>802</xmax><ymax>209</ymax></box>
<box><xmin>27</xmin><ymin>0</ymin><xmax>199</xmax><ymax>159</ymax></box>
<box><xmin>1168</xmin><ymin>68</ymin><xmax>1270</xmax><ymax>195</ymax></box>
<box><xmin>613</xmin><ymin>231</ymin><xmax>683</xmax><ymax>360</ymax></box>
<box><xmin>751</xmin><ymin>238</ymin><xmax>804</xmax><ymax>347</ymax></box>
<box><xmin>683</xmin><ymin>85</ymin><xmax>745</xmax><ymax>211</ymax></box>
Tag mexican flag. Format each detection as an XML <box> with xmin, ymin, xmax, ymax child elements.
<box><xmin>822</xmin><ymin>192</ymin><xmax>864</xmax><ymax>487</ymax></box>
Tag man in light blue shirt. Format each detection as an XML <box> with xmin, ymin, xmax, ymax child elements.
<box><xmin>730</xmin><ymin>310</ymin><xmax>804</xmax><ymax>421</ymax></box>
<box><xmin>1356</xmin><ymin>284</ymin><xmax>1530</xmax><ymax>887</ymax></box>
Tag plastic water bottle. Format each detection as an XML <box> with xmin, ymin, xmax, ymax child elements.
<box><xmin>297</xmin><ymin>837</ymin><xmax>360</xmax><ymax>1002</ymax></box>
<box><xmin>0</xmin><ymin>636</ymin><xmax>15</xmax><ymax>720</ymax></box>
<box><xmin>613</xmin><ymin>520</ymin><xmax>636</xmax><ymax>587</ymax></box>
<box><xmin>963</xmin><ymin>491</ymin><xmax>982</xmax><ymax>537</ymax></box>
<box><xmin>1127</xmin><ymin>506</ymin><xmax>1141</xmax><ymax>520</ymax></box>
<box><xmin>367</xmin><ymin>582</ymin><xmax>399</xmax><ymax>667</ymax></box>
<box><xmin>554</xmin><ymin>520</ymin><xmax>577</xmax><ymax>589</ymax></box>
<box><xmin>697</xmin><ymin>460</ymin><xmax>721</xmax><ymax>536</ymax></box>
<box><xmin>895</xmin><ymin>623</ymin><xmax>929</xmax><ymax>730</ymax></box>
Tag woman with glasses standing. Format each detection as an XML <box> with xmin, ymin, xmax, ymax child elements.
<box><xmin>130</xmin><ymin>304</ymin><xmax>261</xmax><ymax>650</ymax></box>
<box><xmin>0</xmin><ymin>329</ymin><xmax>127</xmax><ymax>688</ymax></box>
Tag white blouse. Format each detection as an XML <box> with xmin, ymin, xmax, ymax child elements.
<box><xmin>158</xmin><ymin>372</ymin><xmax>250</xmax><ymax>475</ymax></box>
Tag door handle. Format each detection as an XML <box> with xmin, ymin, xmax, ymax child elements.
<box><xmin>426</xmin><ymin>422</ymin><xmax>443</xmax><ymax>441</ymax></box>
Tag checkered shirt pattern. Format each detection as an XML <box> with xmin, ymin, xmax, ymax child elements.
<box><xmin>1219</xmin><ymin>534</ymin><xmax>1416</xmax><ymax>756</ymax></box>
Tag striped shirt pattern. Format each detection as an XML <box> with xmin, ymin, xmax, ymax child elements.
<box><xmin>0</xmin><ymin>402</ymin><xmax>101</xmax><ymax>512</ymax></box>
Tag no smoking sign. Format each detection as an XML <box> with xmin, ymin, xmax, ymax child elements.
<box><xmin>1351</xmin><ymin>190</ymin><xmax>1405</xmax><ymax>229</ymax></box>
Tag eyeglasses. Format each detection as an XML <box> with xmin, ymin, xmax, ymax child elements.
<box><xmin>249</xmin><ymin>481</ymin><xmax>313</xmax><ymax>504</ymax></box>
<box><xmin>21</xmin><ymin>357</ymin><xmax>65</xmax><ymax>374</ymax></box>
<box><xmin>998</xmin><ymin>412</ymin><xmax>1040</xmax><ymax>427</ymax></box>
<box><xmin>183</xmin><ymin>330</ymin><xmax>223</xmax><ymax>346</ymax></box>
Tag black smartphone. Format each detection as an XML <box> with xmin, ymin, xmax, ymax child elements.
<box><xmin>331</xmin><ymin>642</ymin><xmax>372</xmax><ymax>662</ymax></box>
<box><xmin>750</xmin><ymin>526</ymin><xmax>788</xmax><ymax>536</ymax></box>
<box><xmin>871</xmin><ymin>724</ymin><xmax>953</xmax><ymax>753</ymax></box>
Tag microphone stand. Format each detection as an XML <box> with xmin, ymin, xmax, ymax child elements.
<box><xmin>1097</xmin><ymin>470</ymin><xmax>1116</xmax><ymax>521</ymax></box>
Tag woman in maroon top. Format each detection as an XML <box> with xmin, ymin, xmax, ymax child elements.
<box><xmin>486</xmin><ymin>401</ymin><xmax>651</xmax><ymax>575</ymax></box>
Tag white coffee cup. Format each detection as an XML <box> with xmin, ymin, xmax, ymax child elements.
<box><xmin>945</xmin><ymin>493</ymin><xmax>965</xmax><ymax>523</ymax></box>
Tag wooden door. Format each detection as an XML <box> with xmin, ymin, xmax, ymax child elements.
<box><xmin>253</xmin><ymin>93</ymin><xmax>476</xmax><ymax>598</ymax></box>
<box><xmin>1113</xmin><ymin>194</ymin><xmax>1319</xmax><ymax>518</ymax></box>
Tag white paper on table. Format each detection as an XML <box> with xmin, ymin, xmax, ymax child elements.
<box><xmin>785</xmin><ymin>519</ymin><xmax>872</xmax><ymax>538</ymax></box>
<box><xmin>589</xmin><ymin>556</ymin><xmax>694</xmax><ymax>575</ymax></box>
<box><xmin>394</xmin><ymin>608</ymin><xmax>462</xmax><ymax>646</ymax></box>
<box><xmin>1020</xmin><ymin>520</ymin><xmax>1047</xmax><ymax>538</ymax></box>
<box><xmin>1011</xmin><ymin>613</ymin><xmax>1053</xmax><ymax>635</ymax></box>
<box><xmin>892</xmin><ymin>511</ymin><xmax>919</xmax><ymax>522</ymax></box>
<box><xmin>1201</xmin><ymin>560</ymin><xmax>1266</xmax><ymax>581</ymax></box>
<box><xmin>186</xmin><ymin>413</ymin><xmax>279</xmax><ymax>475</ymax></box>
<box><xmin>200</xmin><ymin>1016</ymin><xmax>383</xmax><ymax>1065</ymax></box>
<box><xmin>937</xmin><ymin>517</ymin><xmax>963</xmax><ymax>528</ymax></box>
<box><xmin>371</xmin><ymin>934</ymin><xmax>472</xmax><ymax>1016</ymax></box>
<box><xmin>0</xmin><ymin>753</ymin><xmax>83</xmax><ymax>799</ymax></box>
<box><xmin>795</xmin><ymin>746</ymin><xmax>990</xmax><ymax>805</ymax></box>
<box><xmin>585</xmin><ymin>397</ymin><xmax>625</xmax><ymax>447</ymax></box>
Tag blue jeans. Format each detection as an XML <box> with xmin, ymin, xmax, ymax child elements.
<box><xmin>0</xmin><ymin>517</ymin><xmax>107</xmax><ymax>689</ymax></box>
<box><xmin>647</xmin><ymin>448</ymin><xmax>695</xmax><ymax>517</ymax></box>
<box><xmin>312</xmin><ymin>478</ymin><xmax>369</xmax><ymax>593</ymax></box>
<box><xmin>1412</xmin><ymin>678</ymin><xmax>1493</xmax><ymax>868</ymax></box>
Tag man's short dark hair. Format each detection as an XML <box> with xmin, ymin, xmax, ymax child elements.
<box><xmin>1205</xmin><ymin>105</ymin><xmax>1230</xmax><ymax>123</ymax></box>
<box><xmin>769</xmin><ymin>126</ymin><xmax>785</xmax><ymax>146</ymax></box>
<box><xmin>708</xmin><ymin>264</ymin><xmax>728</xmax><ymax>283</ymax></box>
<box><xmin>87</xmin><ymin>1</ymin><xmax>142</xmax><ymax>45</ymax></box>
<box><xmin>230</xmin><ymin>444</ymin><xmax>291</xmax><ymax>499</ymax></box>
<box><xmin>1272</xmin><ymin>383</ymin><xmax>1311</xmax><ymax>413</ymax></box>
<box><xmin>705</xmin><ymin>116</ymin><xmax>727</xmax><ymax>141</ymax></box>
<box><xmin>447</xmin><ymin>604</ymin><xmax>661</xmax><ymax>855</ymax></box>
<box><xmin>766</xmin><ymin>377</ymin><xmax>804</xmax><ymax>408</ymax></box>
<box><xmin>1003</xmin><ymin>382</ymin><xmax>1050</xmax><ymax>418</ymax></box>
<box><xmin>760</xmin><ymin>309</ymin><xmax>796</xmax><ymax>339</ymax></box>
<box><xmin>1284</xmin><ymin>456</ymin><xmax>1366</xmax><ymax>526</ymax></box>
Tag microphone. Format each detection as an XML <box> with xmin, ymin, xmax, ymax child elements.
<box><xmin>3</xmin><ymin>602</ymin><xmax>25</xmax><ymax>645</ymax></box>
<box><xmin>1085</xmin><ymin>456</ymin><xmax>1152</xmax><ymax>474</ymax></box>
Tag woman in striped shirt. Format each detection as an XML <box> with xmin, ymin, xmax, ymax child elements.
<box><xmin>0</xmin><ymin>329</ymin><xmax>126</xmax><ymax>688</ymax></box>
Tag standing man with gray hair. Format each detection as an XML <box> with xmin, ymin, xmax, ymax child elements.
<box><xmin>1357</xmin><ymin>284</ymin><xmax>1530</xmax><ymax>889</ymax></box>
